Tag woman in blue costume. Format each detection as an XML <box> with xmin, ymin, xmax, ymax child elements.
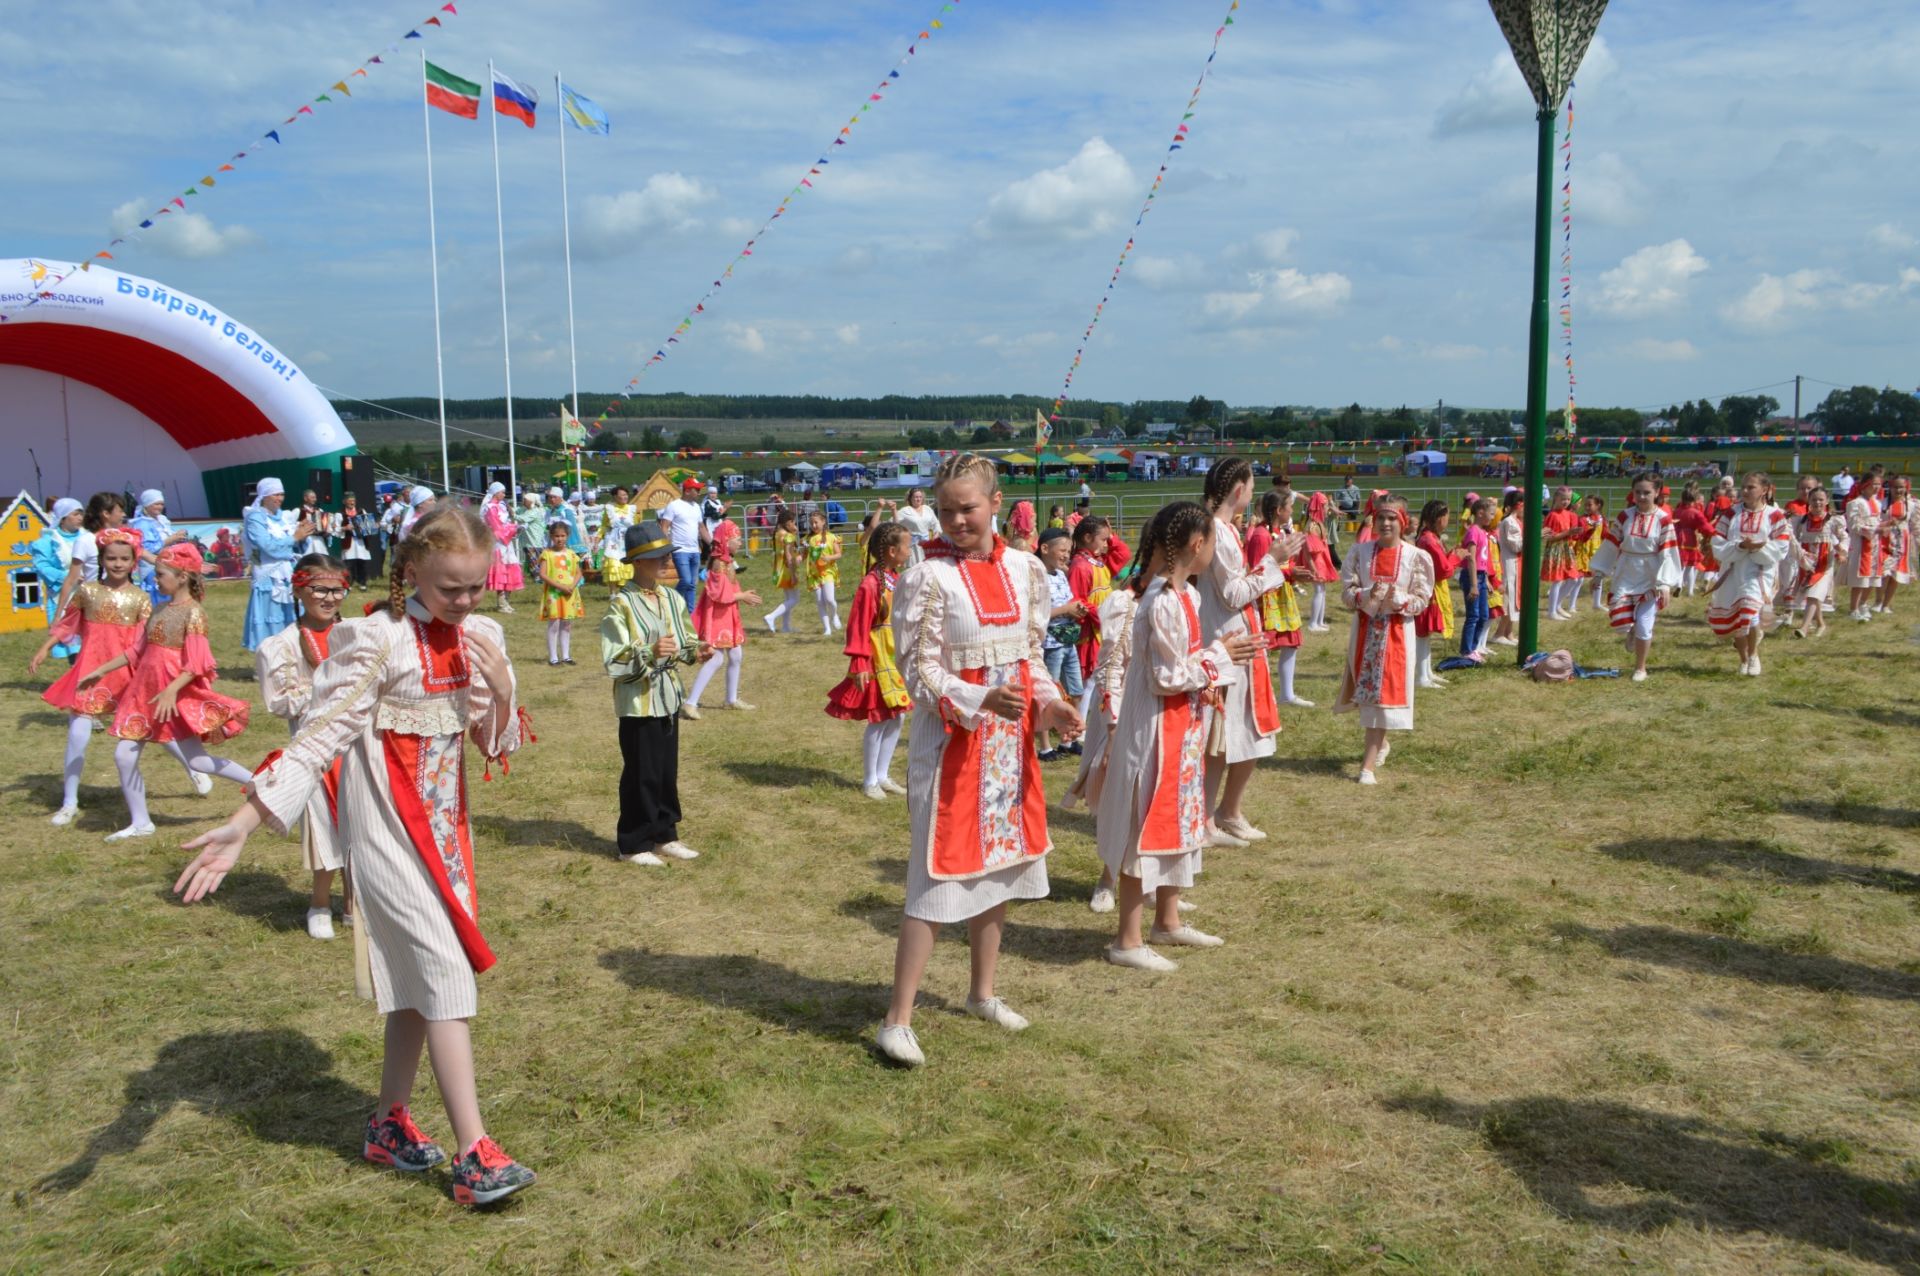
<box><xmin>30</xmin><ymin>498</ymin><xmax>85</xmax><ymax>662</ymax></box>
<box><xmin>242</xmin><ymin>478</ymin><xmax>312</xmax><ymax>650</ymax></box>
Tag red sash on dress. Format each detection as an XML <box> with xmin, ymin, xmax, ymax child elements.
<box><xmin>1350</xmin><ymin>545</ymin><xmax>1410</xmax><ymax>709</ymax></box>
<box><xmin>383</xmin><ymin>731</ymin><xmax>496</xmax><ymax>974</ymax></box>
<box><xmin>1242</xmin><ymin>602</ymin><xmax>1281</xmax><ymax>734</ymax></box>
<box><xmin>1141</xmin><ymin>592</ymin><xmax>1206</xmax><ymax>854</ymax></box>
<box><xmin>930</xmin><ymin>661</ymin><xmax>1051</xmax><ymax>880</ymax></box>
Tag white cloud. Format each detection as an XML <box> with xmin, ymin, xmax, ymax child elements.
<box><xmin>1435</xmin><ymin>37</ymin><xmax>1617</xmax><ymax>137</ymax></box>
<box><xmin>576</xmin><ymin>174</ymin><xmax>719</xmax><ymax>257</ymax></box>
<box><xmin>1593</xmin><ymin>239</ymin><xmax>1710</xmax><ymax>317</ymax></box>
<box><xmin>1487</xmin><ymin>151</ymin><xmax>1648</xmax><ymax>229</ymax></box>
<box><xmin>1204</xmin><ymin>267</ymin><xmax>1352</xmax><ymax>325</ymax></box>
<box><xmin>1131</xmin><ymin>253</ymin><xmax>1207</xmax><ymax>292</ymax></box>
<box><xmin>835</xmin><ymin>323</ymin><xmax>861</xmax><ymax>346</ymax></box>
<box><xmin>1617</xmin><ymin>337</ymin><xmax>1700</xmax><ymax>362</ymax></box>
<box><xmin>976</xmin><ymin>137</ymin><xmax>1136</xmax><ymax>240</ymax></box>
<box><xmin>1869</xmin><ymin>223</ymin><xmax>1916</xmax><ymax>252</ymax></box>
<box><xmin>976</xmin><ymin>331</ymin><xmax>1059</xmax><ymax>354</ymax></box>
<box><xmin>723</xmin><ymin>323</ymin><xmax>767</xmax><ymax>355</ymax></box>
<box><xmin>1721</xmin><ymin>269</ymin><xmax>1892</xmax><ymax>330</ymax></box>
<box><xmin>1362</xmin><ymin>335</ymin><xmax>1485</xmax><ymax>361</ymax></box>
<box><xmin>1902</xmin><ymin>267</ymin><xmax>1920</xmax><ymax>292</ymax></box>
<box><xmin>109</xmin><ymin>201</ymin><xmax>256</xmax><ymax>259</ymax></box>
<box><xmin>718</xmin><ymin>216</ymin><xmax>757</xmax><ymax>238</ymax></box>
<box><xmin>1245</xmin><ymin>228</ymin><xmax>1298</xmax><ymax>265</ymax></box>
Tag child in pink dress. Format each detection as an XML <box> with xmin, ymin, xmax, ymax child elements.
<box><xmin>685</xmin><ymin>520</ymin><xmax>762</xmax><ymax>716</ymax></box>
<box><xmin>77</xmin><ymin>543</ymin><xmax>255</xmax><ymax>842</ymax></box>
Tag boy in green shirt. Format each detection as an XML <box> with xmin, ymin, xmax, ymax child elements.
<box><xmin>602</xmin><ymin>520</ymin><xmax>711</xmax><ymax>866</ymax></box>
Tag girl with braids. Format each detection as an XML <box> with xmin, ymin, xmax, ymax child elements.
<box><xmin>52</xmin><ymin>490</ymin><xmax>130</xmax><ymax>620</ymax></box>
<box><xmin>1195</xmin><ymin>457</ymin><xmax>1301</xmax><ymax>845</ymax></box>
<box><xmin>1789</xmin><ymin>487</ymin><xmax>1846</xmax><ymax>638</ymax></box>
<box><xmin>1300</xmin><ymin>492</ymin><xmax>1338</xmax><ymax>631</ymax></box>
<box><xmin>77</xmin><ymin>543</ymin><xmax>254</xmax><ymax>841</ymax></box>
<box><xmin>804</xmin><ymin>510</ymin><xmax>844</xmax><ymax>635</ymax></box>
<box><xmin>176</xmin><ymin>505</ymin><xmax>536</xmax><ymax>1206</ymax></box>
<box><xmin>1066</xmin><ymin>516</ymin><xmax>1121</xmax><ymax>716</ymax></box>
<box><xmin>826</xmin><ymin>521</ymin><xmax>914</xmax><ymax>798</ymax></box>
<box><xmin>253</xmin><ymin>553</ymin><xmax>356</xmax><ymax>940</ymax></box>
<box><xmin>1706</xmin><ymin>471</ymin><xmax>1793</xmax><ymax>677</ymax></box>
<box><xmin>684</xmin><ymin>520</ymin><xmax>762</xmax><ymax>716</ymax></box>
<box><xmin>1412</xmin><ymin>500</ymin><xmax>1464</xmax><ymax>689</ymax></box>
<box><xmin>762</xmin><ymin>507</ymin><xmax>804</xmax><ymax>633</ymax></box>
<box><xmin>1245</xmin><ymin>491</ymin><xmax>1314</xmax><ymax>707</ymax></box>
<box><xmin>1588</xmin><ymin>473</ymin><xmax>1681</xmax><ymax>682</ymax></box>
<box><xmin>537</xmin><ymin>519</ymin><xmax>584</xmax><ymax>665</ymax></box>
<box><xmin>1097</xmin><ymin>501</ymin><xmax>1255</xmax><ymax>967</ymax></box>
<box><xmin>875</xmin><ymin>454</ymin><xmax>1082</xmax><ymax>1068</ymax></box>
<box><xmin>1334</xmin><ymin>494</ymin><xmax>1434</xmax><ymax>785</ymax></box>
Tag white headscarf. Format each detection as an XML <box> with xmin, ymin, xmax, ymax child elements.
<box><xmin>409</xmin><ymin>485</ymin><xmax>434</xmax><ymax>507</ymax></box>
<box><xmin>51</xmin><ymin>497</ymin><xmax>82</xmax><ymax>521</ymax></box>
<box><xmin>136</xmin><ymin>488</ymin><xmax>165</xmax><ymax>511</ymax></box>
<box><xmin>250</xmin><ymin>476</ymin><xmax>286</xmax><ymax>511</ymax></box>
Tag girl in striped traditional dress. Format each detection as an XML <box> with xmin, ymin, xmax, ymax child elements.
<box><xmin>1707</xmin><ymin>472</ymin><xmax>1794</xmax><ymax>677</ymax></box>
<box><xmin>1335</xmin><ymin>495</ymin><xmax>1434</xmax><ymax>784</ymax></box>
<box><xmin>874</xmin><ymin>455</ymin><xmax>1081</xmax><ymax>1069</ymax></box>
<box><xmin>1097</xmin><ymin>502</ymin><xmax>1254</xmax><ymax>970</ymax></box>
<box><xmin>1790</xmin><ymin>487</ymin><xmax>1847</xmax><ymax>639</ymax></box>
<box><xmin>1588</xmin><ymin>474</ymin><xmax>1682</xmax><ymax>682</ymax></box>
<box><xmin>175</xmin><ymin>507</ymin><xmax>537</xmax><ymax>1206</ymax></box>
<box><xmin>1878</xmin><ymin>475</ymin><xmax>1912</xmax><ymax>614</ymax></box>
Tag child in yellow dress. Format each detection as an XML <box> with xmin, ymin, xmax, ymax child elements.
<box><xmin>762</xmin><ymin>508</ymin><xmax>803</xmax><ymax>634</ymax></box>
<box><xmin>804</xmin><ymin>511</ymin><xmax>843</xmax><ymax>635</ymax></box>
<box><xmin>538</xmin><ymin>520</ymin><xmax>584</xmax><ymax>665</ymax></box>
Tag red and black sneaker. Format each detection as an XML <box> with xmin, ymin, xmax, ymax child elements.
<box><xmin>363</xmin><ymin>1104</ymin><xmax>448</xmax><ymax>1173</ymax></box>
<box><xmin>450</xmin><ymin>1136</ymin><xmax>537</xmax><ymax>1206</ymax></box>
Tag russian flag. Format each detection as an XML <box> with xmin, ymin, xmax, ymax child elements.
<box><xmin>491</xmin><ymin>69</ymin><xmax>538</xmax><ymax>128</ymax></box>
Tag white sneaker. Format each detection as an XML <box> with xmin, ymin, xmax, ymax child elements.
<box><xmin>965</xmin><ymin>997</ymin><xmax>1029</xmax><ymax>1032</ymax></box>
<box><xmin>1377</xmin><ymin>741</ymin><xmax>1391</xmax><ymax>766</ymax></box>
<box><xmin>1216</xmin><ymin>815</ymin><xmax>1266</xmax><ymax>842</ymax></box>
<box><xmin>722</xmin><ymin>700</ymin><xmax>757</xmax><ymax>711</ymax></box>
<box><xmin>1418</xmin><ymin>678</ymin><xmax>1442</xmax><ymax>690</ymax></box>
<box><xmin>1106</xmin><ymin>944</ymin><xmax>1179</xmax><ymax>972</ymax></box>
<box><xmin>1283</xmin><ymin>696</ymin><xmax>1316</xmax><ymax>708</ymax></box>
<box><xmin>1738</xmin><ymin>657</ymin><xmax>1753</xmax><ymax>676</ymax></box>
<box><xmin>1205</xmin><ymin>824</ymin><xmax>1248</xmax><ymax>849</ymax></box>
<box><xmin>1748</xmin><ymin>655</ymin><xmax>1762</xmax><ymax>676</ymax></box>
<box><xmin>104</xmin><ymin>823</ymin><xmax>156</xmax><ymax>842</ymax></box>
<box><xmin>1431</xmin><ymin>675</ymin><xmax>1451</xmax><ymax>687</ymax></box>
<box><xmin>620</xmin><ymin>850</ymin><xmax>666</xmax><ymax>866</ymax></box>
<box><xmin>190</xmin><ymin>771</ymin><xmax>213</xmax><ymax>796</ymax></box>
<box><xmin>498</xmin><ymin>602</ymin><xmax>515</xmax><ymax>614</ymax></box>
<box><xmin>1358</xmin><ymin>769</ymin><xmax>1378</xmax><ymax>786</ymax></box>
<box><xmin>657</xmin><ymin>841</ymin><xmax>700</xmax><ymax>861</ymax></box>
<box><xmin>50</xmin><ymin>804</ymin><xmax>78</xmax><ymax>827</ymax></box>
<box><xmin>306</xmin><ymin>908</ymin><xmax>336</xmax><ymax>941</ymax></box>
<box><xmin>1494</xmin><ymin>636</ymin><xmax>1520</xmax><ymax>647</ymax></box>
<box><xmin>1630</xmin><ymin>669</ymin><xmax>1648</xmax><ymax>682</ymax></box>
<box><xmin>1089</xmin><ymin>885</ymin><xmax>1115</xmax><ymax>914</ymax></box>
<box><xmin>679</xmin><ymin>703</ymin><xmax>703</xmax><ymax>721</ymax></box>
<box><xmin>1150</xmin><ymin>924</ymin><xmax>1224</xmax><ymax>948</ymax></box>
<box><xmin>1176</xmin><ymin>898</ymin><xmax>1197</xmax><ymax>913</ymax></box>
<box><xmin>875</xmin><ymin>1023</ymin><xmax>925</xmax><ymax>1067</ymax></box>
<box><xmin>879</xmin><ymin>778</ymin><xmax>907</xmax><ymax>796</ymax></box>
<box><xmin>864</xmin><ymin>783</ymin><xmax>888</xmax><ymax>801</ymax></box>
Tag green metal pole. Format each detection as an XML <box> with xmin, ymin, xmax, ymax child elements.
<box><xmin>1518</xmin><ymin>104</ymin><xmax>1556</xmax><ymax>663</ymax></box>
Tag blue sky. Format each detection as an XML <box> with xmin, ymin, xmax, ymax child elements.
<box><xmin>5</xmin><ymin>0</ymin><xmax>1916</xmax><ymax>412</ymax></box>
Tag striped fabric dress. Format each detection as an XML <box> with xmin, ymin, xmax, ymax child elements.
<box><xmin>251</xmin><ymin>600</ymin><xmax>523</xmax><ymax>1020</ymax></box>
<box><xmin>254</xmin><ymin>621</ymin><xmax>345</xmax><ymax>873</ymax></box>
<box><xmin>1707</xmin><ymin>505</ymin><xmax>1794</xmax><ymax>636</ymax></box>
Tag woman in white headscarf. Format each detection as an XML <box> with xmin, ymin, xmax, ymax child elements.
<box><xmin>398</xmin><ymin>486</ymin><xmax>436</xmax><ymax>541</ymax></box>
<box><xmin>479</xmin><ymin>482</ymin><xmax>525</xmax><ymax>611</ymax></box>
<box><xmin>242</xmin><ymin>478</ymin><xmax>311</xmax><ymax>651</ymax></box>
<box><xmin>127</xmin><ymin>488</ymin><xmax>186</xmax><ymax>603</ymax></box>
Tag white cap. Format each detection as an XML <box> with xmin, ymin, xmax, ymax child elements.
<box><xmin>51</xmin><ymin>497</ymin><xmax>82</xmax><ymax>520</ymax></box>
<box><xmin>409</xmin><ymin>486</ymin><xmax>434</xmax><ymax>506</ymax></box>
<box><xmin>137</xmin><ymin>488</ymin><xmax>164</xmax><ymax>509</ymax></box>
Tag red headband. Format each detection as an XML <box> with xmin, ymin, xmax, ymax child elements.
<box><xmin>156</xmin><ymin>542</ymin><xmax>205</xmax><ymax>574</ymax></box>
<box><xmin>292</xmin><ymin>567</ymin><xmax>349</xmax><ymax>590</ymax></box>
<box><xmin>94</xmin><ymin>528</ymin><xmax>142</xmax><ymax>551</ymax></box>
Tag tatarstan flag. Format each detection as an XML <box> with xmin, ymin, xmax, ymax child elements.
<box><xmin>425</xmin><ymin>61</ymin><xmax>480</xmax><ymax>119</ymax></box>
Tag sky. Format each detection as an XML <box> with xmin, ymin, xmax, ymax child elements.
<box><xmin>4</xmin><ymin>0</ymin><xmax>1917</xmax><ymax>414</ymax></box>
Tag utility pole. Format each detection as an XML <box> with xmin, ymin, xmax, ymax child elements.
<box><xmin>1792</xmin><ymin>374</ymin><xmax>1803</xmax><ymax>474</ymax></box>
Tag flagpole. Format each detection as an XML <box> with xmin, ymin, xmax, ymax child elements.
<box><xmin>556</xmin><ymin>71</ymin><xmax>584</xmax><ymax>500</ymax></box>
<box><xmin>422</xmin><ymin>51</ymin><xmax>451</xmax><ymax>494</ymax></box>
<box><xmin>488</xmin><ymin>60</ymin><xmax>521</xmax><ymax>503</ymax></box>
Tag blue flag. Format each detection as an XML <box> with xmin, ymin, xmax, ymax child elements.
<box><xmin>560</xmin><ymin>83</ymin><xmax>609</xmax><ymax>134</ymax></box>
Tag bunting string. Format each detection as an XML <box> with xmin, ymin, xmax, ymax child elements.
<box><xmin>4</xmin><ymin>4</ymin><xmax>461</xmax><ymax>321</ymax></box>
<box><xmin>588</xmin><ymin>1</ymin><xmax>962</xmax><ymax>433</ymax></box>
<box><xmin>1559</xmin><ymin>93</ymin><xmax>1576</xmax><ymax>430</ymax></box>
<box><xmin>1044</xmin><ymin>0</ymin><xmax>1242</xmax><ymax>431</ymax></box>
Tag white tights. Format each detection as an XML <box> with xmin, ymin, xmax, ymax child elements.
<box><xmin>1680</xmin><ymin>565</ymin><xmax>1700</xmax><ymax>595</ymax></box>
<box><xmin>688</xmin><ymin>645</ymin><xmax>743</xmax><ymax>708</ymax></box>
<box><xmin>1309</xmin><ymin>584</ymin><xmax>1328</xmax><ymax>628</ymax></box>
<box><xmin>862</xmin><ymin>717</ymin><xmax>905</xmax><ymax>787</ymax></box>
<box><xmin>115</xmin><ymin>737</ymin><xmax>252</xmax><ymax>829</ymax></box>
<box><xmin>765</xmin><ymin>589</ymin><xmax>799</xmax><ymax>632</ymax></box>
<box><xmin>546</xmin><ymin>619</ymin><xmax>572</xmax><ymax>663</ymax></box>
<box><xmin>61</xmin><ymin>716</ymin><xmax>197</xmax><ymax>810</ymax></box>
<box><xmin>1274</xmin><ymin>646</ymin><xmax>1299</xmax><ymax>702</ymax></box>
<box><xmin>815</xmin><ymin>582</ymin><xmax>840</xmax><ymax>634</ymax></box>
<box><xmin>1416</xmin><ymin>634</ymin><xmax>1435</xmax><ymax>684</ymax></box>
<box><xmin>1548</xmin><ymin>580</ymin><xmax>1575</xmax><ymax>614</ymax></box>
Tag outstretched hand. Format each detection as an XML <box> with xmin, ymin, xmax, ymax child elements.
<box><xmin>1038</xmin><ymin>697</ymin><xmax>1084</xmax><ymax>743</ymax></box>
<box><xmin>176</xmin><ymin>824</ymin><xmax>250</xmax><ymax>902</ymax></box>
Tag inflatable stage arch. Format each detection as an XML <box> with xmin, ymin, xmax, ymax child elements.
<box><xmin>0</xmin><ymin>259</ymin><xmax>357</xmax><ymax>517</ymax></box>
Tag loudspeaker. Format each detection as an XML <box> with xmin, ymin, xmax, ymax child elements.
<box><xmin>339</xmin><ymin>455</ymin><xmax>376</xmax><ymax>508</ymax></box>
<box><xmin>307</xmin><ymin>467</ymin><xmax>335</xmax><ymax>505</ymax></box>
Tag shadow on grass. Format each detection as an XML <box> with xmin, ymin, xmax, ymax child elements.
<box><xmin>722</xmin><ymin>760</ymin><xmax>856</xmax><ymax>792</ymax></box>
<box><xmin>835</xmin><ymin>898</ymin><xmax>1106</xmax><ymax>967</ymax></box>
<box><xmin>1779</xmin><ymin>798</ymin><xmax>1920</xmax><ymax>830</ymax></box>
<box><xmin>163</xmin><ymin>867</ymin><xmax>311</xmax><ymax>933</ymax></box>
<box><xmin>16</xmin><ymin>710</ymin><xmax>68</xmax><ymax>730</ymax></box>
<box><xmin>1597</xmin><ymin>836</ymin><xmax>1920</xmax><ymax>894</ymax></box>
<box><xmin>1259</xmin><ymin>754</ymin><xmax>1350</xmax><ymax>777</ymax></box>
<box><xmin>599</xmin><ymin>947</ymin><xmax>941</xmax><ymax>1043</ymax></box>
<box><xmin>1385</xmin><ymin>1091</ymin><xmax>1920</xmax><ymax>1268</ymax></box>
<box><xmin>1557</xmin><ymin>923</ymin><xmax>1920</xmax><ymax>1002</ymax></box>
<box><xmin>35</xmin><ymin>1029</ymin><xmax>390</xmax><ymax>1195</ymax></box>
<box><xmin>472</xmin><ymin>813</ymin><xmax>608</xmax><ymax>855</ymax></box>
<box><xmin>1770</xmin><ymin>699</ymin><xmax>1920</xmax><ymax>730</ymax></box>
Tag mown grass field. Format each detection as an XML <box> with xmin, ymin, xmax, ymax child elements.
<box><xmin>6</xmin><ymin>567</ymin><xmax>1920</xmax><ymax>1273</ymax></box>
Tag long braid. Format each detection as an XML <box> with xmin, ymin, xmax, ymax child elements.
<box><xmin>388</xmin><ymin>540</ymin><xmax>409</xmax><ymax>615</ymax></box>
